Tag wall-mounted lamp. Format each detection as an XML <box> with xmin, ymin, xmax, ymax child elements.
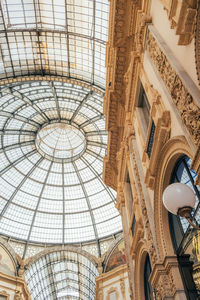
<box><xmin>162</xmin><ymin>183</ymin><xmax>200</xmax><ymax>230</ymax></box>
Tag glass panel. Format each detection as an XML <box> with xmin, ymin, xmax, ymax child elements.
<box><xmin>170</xmin><ymin>156</ymin><xmax>200</xmax><ymax>297</ymax></box>
<box><xmin>25</xmin><ymin>251</ymin><xmax>98</xmax><ymax>300</ymax></box>
<box><xmin>0</xmin><ymin>0</ymin><xmax>109</xmax><ymax>88</ymax></box>
<box><xmin>0</xmin><ymin>81</ymin><xmax>122</xmax><ymax>244</ymax></box>
<box><xmin>144</xmin><ymin>254</ymin><xmax>154</xmax><ymax>300</ymax></box>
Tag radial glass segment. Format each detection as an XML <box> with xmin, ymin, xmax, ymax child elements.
<box><xmin>36</xmin><ymin>123</ymin><xmax>86</xmax><ymax>161</ymax></box>
<box><xmin>0</xmin><ymin>80</ymin><xmax>122</xmax><ymax>244</ymax></box>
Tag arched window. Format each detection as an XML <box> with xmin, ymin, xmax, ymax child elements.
<box><xmin>169</xmin><ymin>155</ymin><xmax>200</xmax><ymax>299</ymax></box>
<box><xmin>170</xmin><ymin>156</ymin><xmax>200</xmax><ymax>250</ymax></box>
<box><xmin>144</xmin><ymin>254</ymin><xmax>154</xmax><ymax>300</ymax></box>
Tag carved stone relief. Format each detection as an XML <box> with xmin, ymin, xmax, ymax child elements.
<box><xmin>129</xmin><ymin>138</ymin><xmax>158</xmax><ymax>265</ymax></box>
<box><xmin>147</xmin><ymin>31</ymin><xmax>200</xmax><ymax>146</ymax></box>
<box><xmin>120</xmin><ymin>279</ymin><xmax>125</xmax><ymax>297</ymax></box>
<box><xmin>14</xmin><ymin>291</ymin><xmax>23</xmax><ymax>300</ymax></box>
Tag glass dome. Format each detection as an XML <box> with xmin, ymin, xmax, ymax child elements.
<box><xmin>35</xmin><ymin>122</ymin><xmax>86</xmax><ymax>161</ymax></box>
<box><xmin>0</xmin><ymin>0</ymin><xmax>122</xmax><ymax>247</ymax></box>
<box><xmin>0</xmin><ymin>80</ymin><xmax>122</xmax><ymax>244</ymax></box>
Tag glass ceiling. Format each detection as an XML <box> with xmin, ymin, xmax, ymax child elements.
<box><xmin>0</xmin><ymin>0</ymin><xmax>122</xmax><ymax>246</ymax></box>
<box><xmin>0</xmin><ymin>80</ymin><xmax>121</xmax><ymax>244</ymax></box>
<box><xmin>25</xmin><ymin>250</ymin><xmax>98</xmax><ymax>300</ymax></box>
<box><xmin>0</xmin><ymin>0</ymin><xmax>108</xmax><ymax>88</ymax></box>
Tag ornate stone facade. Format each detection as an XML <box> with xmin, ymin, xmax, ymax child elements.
<box><xmin>147</xmin><ymin>30</ymin><xmax>200</xmax><ymax>146</ymax></box>
<box><xmin>102</xmin><ymin>0</ymin><xmax>200</xmax><ymax>299</ymax></box>
<box><xmin>160</xmin><ymin>0</ymin><xmax>197</xmax><ymax>45</ymax></box>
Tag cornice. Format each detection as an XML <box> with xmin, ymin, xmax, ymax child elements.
<box><xmin>96</xmin><ymin>264</ymin><xmax>128</xmax><ymax>282</ymax></box>
<box><xmin>0</xmin><ymin>271</ymin><xmax>31</xmax><ymax>299</ymax></box>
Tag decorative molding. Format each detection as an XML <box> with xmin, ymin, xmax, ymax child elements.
<box><xmin>193</xmin><ymin>262</ymin><xmax>200</xmax><ymax>291</ymax></box>
<box><xmin>95</xmin><ymin>288</ymin><xmax>103</xmax><ymax>300</ymax></box>
<box><xmin>116</xmin><ymin>182</ymin><xmax>126</xmax><ymax>211</ymax></box>
<box><xmin>0</xmin><ymin>271</ymin><xmax>31</xmax><ymax>300</ymax></box>
<box><xmin>137</xmin><ymin>75</ymin><xmax>171</xmax><ymax>189</ymax></box>
<box><xmin>195</xmin><ymin>2</ymin><xmax>200</xmax><ymax>85</ymax></box>
<box><xmin>153</xmin><ymin>136</ymin><xmax>193</xmax><ymax>260</ymax></box>
<box><xmin>106</xmin><ymin>287</ymin><xmax>119</xmax><ymax>300</ymax></box>
<box><xmin>191</xmin><ymin>143</ymin><xmax>200</xmax><ymax>185</ymax></box>
<box><xmin>120</xmin><ymin>279</ymin><xmax>125</xmax><ymax>297</ymax></box>
<box><xmin>160</xmin><ymin>0</ymin><xmax>197</xmax><ymax>45</ymax></box>
<box><xmin>103</xmin><ymin>0</ymin><xmax>151</xmax><ymax>190</ymax></box>
<box><xmin>134</xmin><ymin>239</ymin><xmax>149</xmax><ymax>299</ymax></box>
<box><xmin>14</xmin><ymin>290</ymin><xmax>23</xmax><ymax>300</ymax></box>
<box><xmin>97</xmin><ymin>264</ymin><xmax>128</xmax><ymax>282</ymax></box>
<box><xmin>103</xmin><ymin>235</ymin><xmax>124</xmax><ymax>272</ymax></box>
<box><xmin>129</xmin><ymin>138</ymin><xmax>158</xmax><ymax>266</ymax></box>
<box><xmin>130</xmin><ymin>221</ymin><xmax>144</xmax><ymax>259</ymax></box>
<box><xmin>150</xmin><ymin>256</ymin><xmax>185</xmax><ymax>299</ymax></box>
<box><xmin>0</xmin><ymin>237</ymin><xmax>18</xmax><ymax>271</ymax></box>
<box><xmin>147</xmin><ymin>30</ymin><xmax>200</xmax><ymax>146</ymax></box>
<box><xmin>0</xmin><ymin>290</ymin><xmax>10</xmax><ymax>300</ymax></box>
<box><xmin>95</xmin><ymin>265</ymin><xmax>128</xmax><ymax>300</ymax></box>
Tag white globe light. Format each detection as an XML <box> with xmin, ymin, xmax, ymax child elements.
<box><xmin>162</xmin><ymin>183</ymin><xmax>196</xmax><ymax>215</ymax></box>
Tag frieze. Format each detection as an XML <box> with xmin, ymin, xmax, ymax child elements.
<box><xmin>147</xmin><ymin>31</ymin><xmax>200</xmax><ymax>146</ymax></box>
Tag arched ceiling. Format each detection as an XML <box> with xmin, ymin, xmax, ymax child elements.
<box><xmin>0</xmin><ymin>0</ymin><xmax>108</xmax><ymax>89</ymax></box>
<box><xmin>25</xmin><ymin>250</ymin><xmax>98</xmax><ymax>300</ymax></box>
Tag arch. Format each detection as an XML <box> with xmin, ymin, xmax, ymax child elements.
<box><xmin>154</xmin><ymin>135</ymin><xmax>194</xmax><ymax>260</ymax></box>
<box><xmin>25</xmin><ymin>245</ymin><xmax>99</xmax><ymax>270</ymax></box>
<box><xmin>0</xmin><ymin>75</ymin><xmax>104</xmax><ymax>95</ymax></box>
<box><xmin>106</xmin><ymin>287</ymin><xmax>119</xmax><ymax>300</ymax></box>
<box><xmin>25</xmin><ymin>247</ymin><xmax>99</xmax><ymax>300</ymax></box>
<box><xmin>0</xmin><ymin>237</ymin><xmax>18</xmax><ymax>276</ymax></box>
<box><xmin>134</xmin><ymin>238</ymin><xmax>149</xmax><ymax>300</ymax></box>
<box><xmin>103</xmin><ymin>234</ymin><xmax>124</xmax><ymax>272</ymax></box>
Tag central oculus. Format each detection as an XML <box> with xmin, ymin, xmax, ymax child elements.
<box><xmin>35</xmin><ymin>122</ymin><xmax>86</xmax><ymax>161</ymax></box>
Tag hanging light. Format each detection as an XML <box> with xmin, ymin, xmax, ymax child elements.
<box><xmin>162</xmin><ymin>183</ymin><xmax>200</xmax><ymax>230</ymax></box>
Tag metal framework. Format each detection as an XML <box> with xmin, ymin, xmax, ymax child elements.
<box><xmin>0</xmin><ymin>0</ymin><xmax>109</xmax><ymax>89</ymax></box>
<box><xmin>0</xmin><ymin>2</ymin><xmax>122</xmax><ymax>299</ymax></box>
<box><xmin>0</xmin><ymin>80</ymin><xmax>121</xmax><ymax>246</ymax></box>
<box><xmin>170</xmin><ymin>156</ymin><xmax>200</xmax><ymax>249</ymax></box>
<box><xmin>25</xmin><ymin>250</ymin><xmax>98</xmax><ymax>300</ymax></box>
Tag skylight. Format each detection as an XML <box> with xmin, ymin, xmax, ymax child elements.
<box><xmin>0</xmin><ymin>0</ymin><xmax>109</xmax><ymax>88</ymax></box>
<box><xmin>0</xmin><ymin>81</ymin><xmax>122</xmax><ymax>244</ymax></box>
<box><xmin>25</xmin><ymin>250</ymin><xmax>98</xmax><ymax>300</ymax></box>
